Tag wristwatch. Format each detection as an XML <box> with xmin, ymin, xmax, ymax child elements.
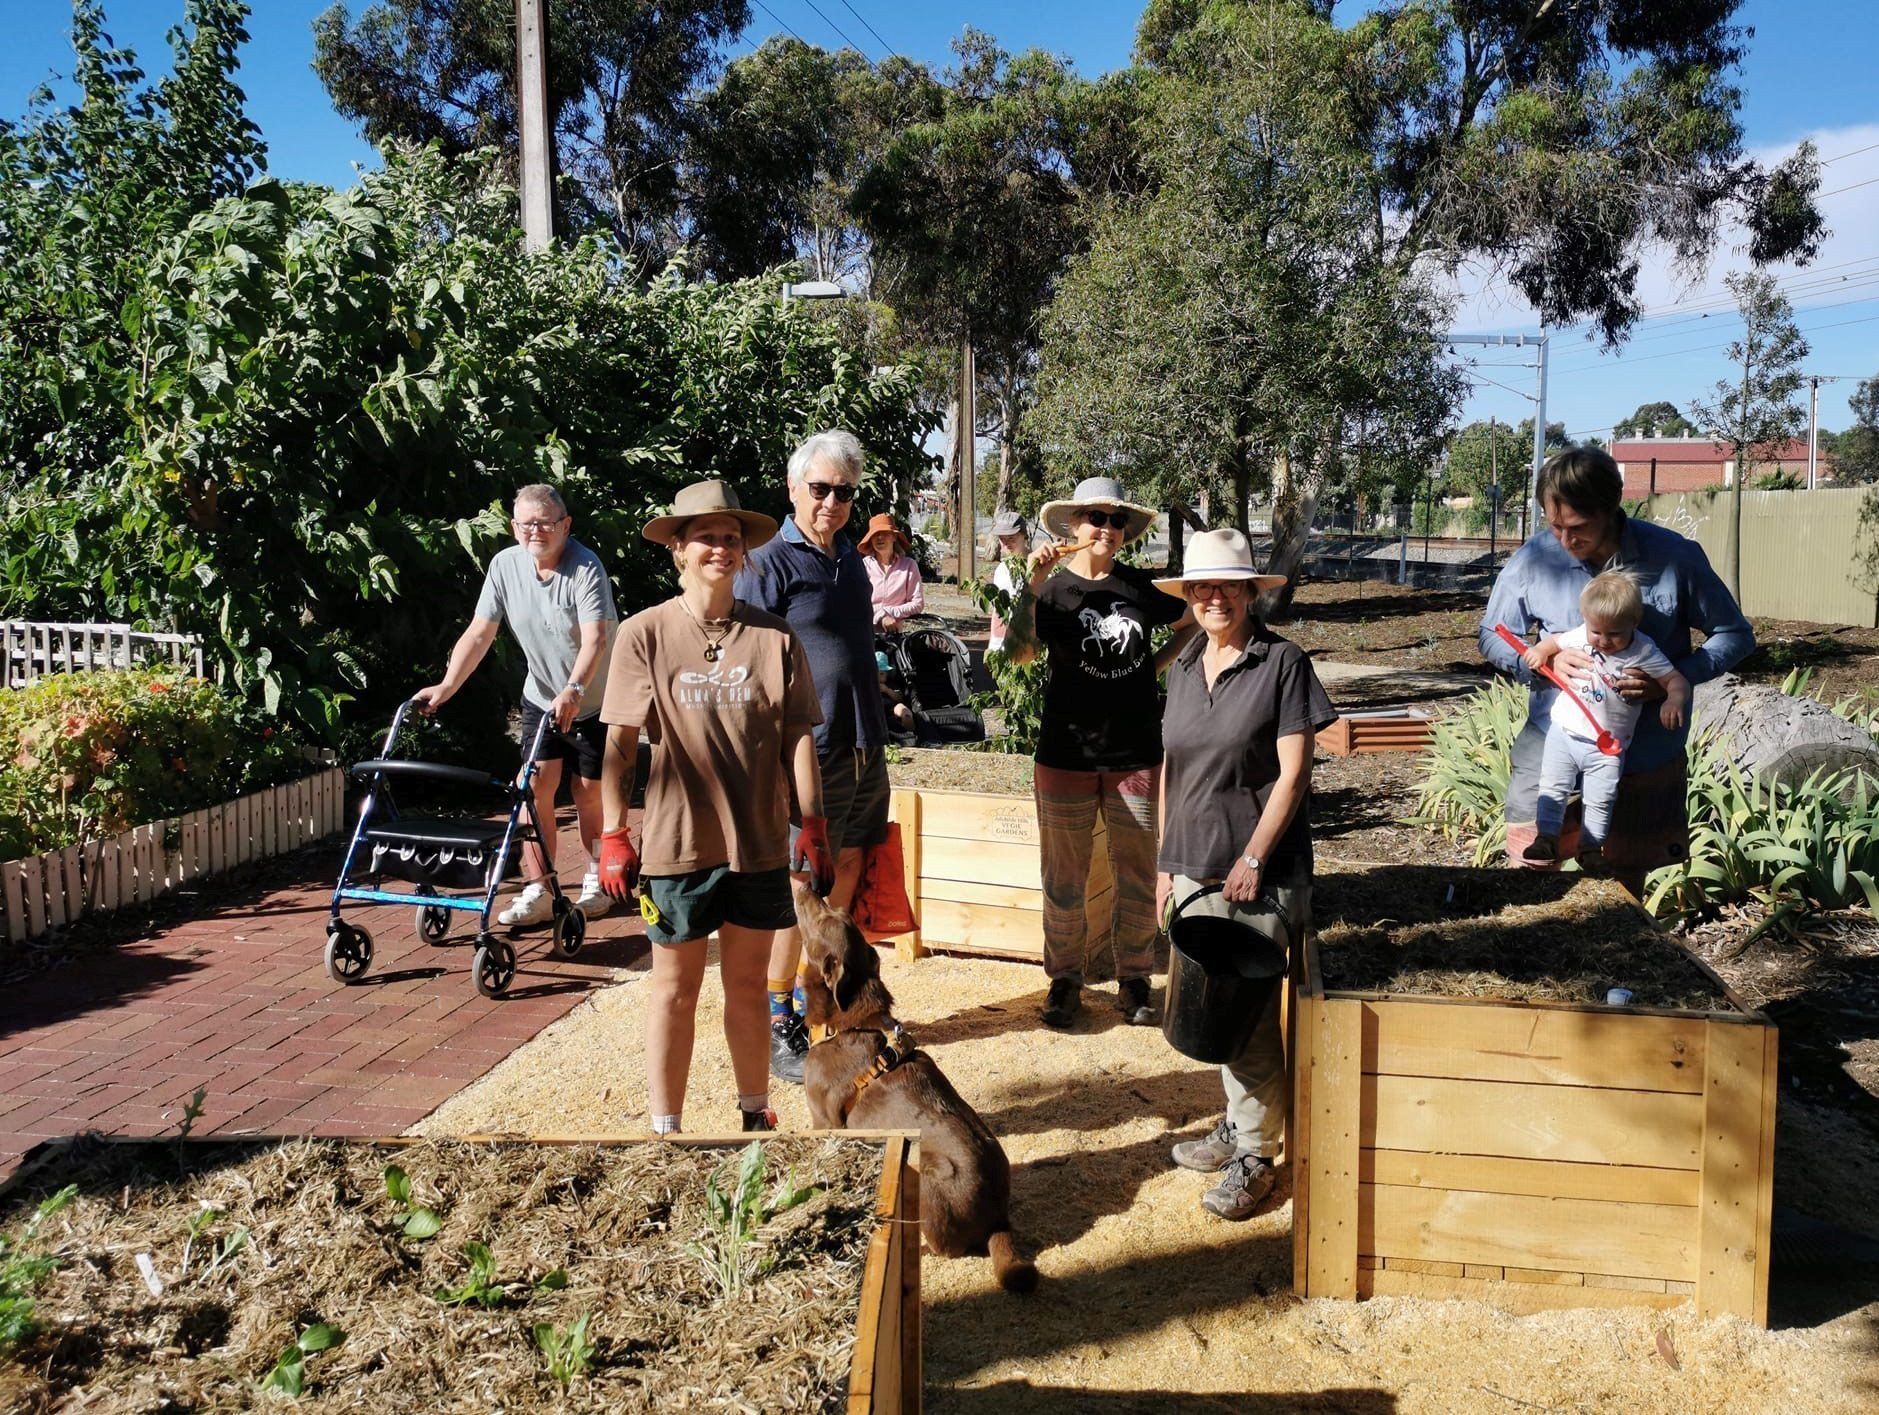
<box><xmin>1241</xmin><ymin>853</ymin><xmax>1263</xmax><ymax>873</ymax></box>
<box><xmin>564</xmin><ymin>680</ymin><xmax>585</xmax><ymax>698</ymax></box>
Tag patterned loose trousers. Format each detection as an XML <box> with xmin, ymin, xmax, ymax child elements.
<box><xmin>1032</xmin><ymin>764</ymin><xmax>1159</xmax><ymax>984</ymax></box>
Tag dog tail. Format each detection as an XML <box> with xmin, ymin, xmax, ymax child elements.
<box><xmin>988</xmin><ymin>1230</ymin><xmax>1037</xmax><ymax>1294</ymax></box>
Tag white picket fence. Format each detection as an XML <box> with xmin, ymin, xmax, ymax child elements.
<box><xmin>0</xmin><ymin>766</ymin><xmax>345</xmax><ymax>945</ymax></box>
<box><xmin>2</xmin><ymin>620</ymin><xmax>205</xmax><ymax>689</ymax></box>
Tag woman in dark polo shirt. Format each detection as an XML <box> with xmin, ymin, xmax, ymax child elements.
<box><xmin>1154</xmin><ymin>528</ymin><xmax>1336</xmax><ymax>1222</ymax></box>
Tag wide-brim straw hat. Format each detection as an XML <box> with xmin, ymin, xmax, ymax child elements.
<box><xmin>1153</xmin><ymin>528</ymin><xmax>1287</xmax><ymax>597</ymax></box>
<box><xmin>642</xmin><ymin>480</ymin><xmax>777</xmax><ymax>549</ymax></box>
<box><xmin>861</xmin><ymin>512</ymin><xmax>910</xmax><ymax>553</ymax></box>
<box><xmin>1038</xmin><ymin>476</ymin><xmax>1157</xmax><ymax>545</ymax></box>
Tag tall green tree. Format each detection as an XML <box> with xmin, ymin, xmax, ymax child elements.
<box><xmin>1688</xmin><ymin>271</ymin><xmax>1808</xmax><ymax>597</ymax></box>
<box><xmin>1832</xmin><ymin>376</ymin><xmax>1879</xmax><ymax>485</ymax></box>
<box><xmin>312</xmin><ymin>0</ymin><xmax>748</xmax><ymax>267</ymax></box>
<box><xmin>1615</xmin><ymin>401</ymin><xmax>1698</xmax><ymax>439</ymax></box>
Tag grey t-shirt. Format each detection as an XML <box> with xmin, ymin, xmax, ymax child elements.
<box><xmin>474</xmin><ymin>540</ymin><xmax>617</xmax><ymax>718</ymax></box>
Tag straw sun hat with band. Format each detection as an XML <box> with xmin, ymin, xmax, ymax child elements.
<box><xmin>1038</xmin><ymin>476</ymin><xmax>1158</xmax><ymax>545</ymax></box>
<box><xmin>641</xmin><ymin>480</ymin><xmax>778</xmax><ymax>548</ymax></box>
<box><xmin>1152</xmin><ymin>528</ymin><xmax>1287</xmax><ymax>598</ymax></box>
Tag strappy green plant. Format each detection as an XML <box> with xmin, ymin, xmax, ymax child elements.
<box><xmin>682</xmin><ymin>1142</ymin><xmax>819</xmax><ymax>1298</ymax></box>
<box><xmin>1410</xmin><ymin>678</ymin><xmax>1528</xmax><ymax>866</ymax></box>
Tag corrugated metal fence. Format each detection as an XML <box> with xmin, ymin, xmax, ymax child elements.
<box><xmin>1636</xmin><ymin>488</ymin><xmax>1879</xmax><ymax>627</ymax></box>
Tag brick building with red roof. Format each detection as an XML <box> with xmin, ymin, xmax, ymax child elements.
<box><xmin>1611</xmin><ymin>436</ymin><xmax>1831</xmax><ymax>497</ymax></box>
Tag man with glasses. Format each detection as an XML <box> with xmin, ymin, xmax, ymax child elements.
<box><xmin>415</xmin><ymin>484</ymin><xmax>618</xmax><ymax>924</ymax></box>
<box><xmin>735</xmin><ymin>429</ymin><xmax>889</xmax><ymax>1082</ymax></box>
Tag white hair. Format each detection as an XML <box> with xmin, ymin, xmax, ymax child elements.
<box><xmin>786</xmin><ymin>429</ymin><xmax>866</xmax><ymax>488</ymax></box>
<box><xmin>512</xmin><ymin>483</ymin><xmax>567</xmax><ymax>517</ymax></box>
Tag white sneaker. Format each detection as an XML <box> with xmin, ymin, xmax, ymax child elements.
<box><xmin>575</xmin><ymin>871</ymin><xmax>613</xmax><ymax>918</ymax></box>
<box><xmin>497</xmin><ymin>881</ymin><xmax>554</xmax><ymax>927</ymax></box>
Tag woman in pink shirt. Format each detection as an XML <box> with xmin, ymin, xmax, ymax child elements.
<box><xmin>861</xmin><ymin>514</ymin><xmax>925</xmax><ymax>631</ymax></box>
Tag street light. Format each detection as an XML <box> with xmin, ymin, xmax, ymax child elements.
<box><xmin>781</xmin><ymin>280</ymin><xmax>846</xmax><ymax>305</ymax></box>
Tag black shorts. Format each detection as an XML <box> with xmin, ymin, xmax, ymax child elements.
<box><xmin>790</xmin><ymin>746</ymin><xmax>891</xmax><ymax>853</ymax></box>
<box><xmin>641</xmin><ymin>866</ymin><xmax>797</xmax><ymax>945</ymax></box>
<box><xmin>518</xmin><ymin>702</ymin><xmax>607</xmax><ymax>781</ymax></box>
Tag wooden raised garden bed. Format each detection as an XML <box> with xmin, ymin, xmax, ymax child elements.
<box><xmin>880</xmin><ymin>786</ymin><xmax>1108</xmax><ymax>963</ymax></box>
<box><xmin>0</xmin><ymin>766</ymin><xmax>346</xmax><ymax>945</ymax></box>
<box><xmin>1288</xmin><ymin>869</ymin><xmax>1777</xmax><ymax>1324</ymax></box>
<box><xmin>0</xmin><ymin>1132</ymin><xmax>920</xmax><ymax>1413</ymax></box>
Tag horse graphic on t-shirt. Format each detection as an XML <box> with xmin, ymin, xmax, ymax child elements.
<box><xmin>1079</xmin><ymin>606</ymin><xmax>1143</xmax><ymax>660</ymax></box>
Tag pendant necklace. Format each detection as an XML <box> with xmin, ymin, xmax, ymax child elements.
<box><xmin>681</xmin><ymin>599</ymin><xmax>735</xmax><ymax>662</ymax></box>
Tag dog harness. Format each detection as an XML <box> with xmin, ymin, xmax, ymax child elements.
<box><xmin>850</xmin><ymin>1023</ymin><xmax>915</xmax><ymax>1100</ymax></box>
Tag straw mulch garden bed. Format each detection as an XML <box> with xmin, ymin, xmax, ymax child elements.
<box><xmin>1312</xmin><ymin>865</ymin><xmax>1732</xmax><ymax>1011</ymax></box>
<box><xmin>0</xmin><ymin>1135</ymin><xmax>883</xmax><ymax>1412</ymax></box>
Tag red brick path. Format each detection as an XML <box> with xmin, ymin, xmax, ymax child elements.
<box><xmin>0</xmin><ymin>823</ymin><xmax>647</xmax><ymax>1176</ymax></box>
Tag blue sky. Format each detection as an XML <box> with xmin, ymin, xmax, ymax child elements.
<box><xmin>6</xmin><ymin>0</ymin><xmax>1879</xmax><ymax>434</ymax></box>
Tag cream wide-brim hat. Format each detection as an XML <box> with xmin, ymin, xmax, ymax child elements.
<box><xmin>1152</xmin><ymin>527</ymin><xmax>1287</xmax><ymax>597</ymax></box>
<box><xmin>1037</xmin><ymin>476</ymin><xmax>1158</xmax><ymax>545</ymax></box>
<box><xmin>641</xmin><ymin>479</ymin><xmax>778</xmax><ymax>549</ymax></box>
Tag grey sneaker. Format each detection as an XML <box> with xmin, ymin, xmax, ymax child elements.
<box><xmin>1171</xmin><ymin>1117</ymin><xmax>1240</xmax><ymax>1172</ymax></box>
<box><xmin>1202</xmin><ymin>1154</ymin><xmax>1277</xmax><ymax>1221</ymax></box>
<box><xmin>770</xmin><ymin>1015</ymin><xmax>807</xmax><ymax>1085</ymax></box>
<box><xmin>1041</xmin><ymin>977</ymin><xmax>1082</xmax><ymax>1029</ymax></box>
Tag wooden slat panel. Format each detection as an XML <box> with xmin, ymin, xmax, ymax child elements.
<box><xmin>915</xmin><ymin>898</ymin><xmax>1042</xmax><ymax>959</ymax></box>
<box><xmin>1365</xmin><ymin>1075</ymin><xmax>1704</xmax><ymax>1170</ymax></box>
<box><xmin>1506</xmin><ymin>1266</ymin><xmax>1583</xmax><ymax>1286</ymax></box>
<box><xmin>1696</xmin><ymin>1020</ymin><xmax>1766</xmax><ymax>1320</ymax></box>
<box><xmin>915</xmin><ymin>790</ymin><xmax>1040</xmax><ymax>845</ymax></box>
<box><xmin>850</xmin><ymin>1134</ymin><xmax>906</xmax><ymax>1413</ymax></box>
<box><xmin>919</xmin><ymin>877</ymin><xmax>1043</xmax><ymax>911</ymax></box>
<box><xmin>1753</xmin><ymin>1026</ymin><xmax>1778</xmax><ymax>1326</ymax></box>
<box><xmin>920</xmin><ymin>836</ymin><xmax>1040</xmax><ymax>890</ymax></box>
<box><xmin>1308</xmin><ymin>998</ymin><xmax>1362</xmax><ymax>1298</ymax></box>
<box><xmin>1363</xmin><ymin>1148</ymin><xmax>1700</xmax><ymax>1207</ymax></box>
<box><xmin>1384</xmin><ymin>1257</ymin><xmax>1464</xmax><ymax>1277</ymax></box>
<box><xmin>181</xmin><ymin>810</ymin><xmax>200</xmax><ymax>881</ymax></box>
<box><xmin>890</xmin><ymin>790</ymin><xmax>923</xmax><ymax>962</ymax></box>
<box><xmin>900</xmin><ymin>1141</ymin><xmax>921</xmax><ymax>1413</ymax></box>
<box><xmin>60</xmin><ymin>846</ymin><xmax>82</xmax><ymax>921</ymax></box>
<box><xmin>1363</xmin><ymin>1183</ymin><xmax>1698</xmax><ymax>1281</ymax></box>
<box><xmin>2</xmin><ymin>858</ymin><xmax>27</xmax><ymax>942</ymax></box>
<box><xmin>1362</xmin><ymin>998</ymin><xmax>1706</xmax><ymax>1093</ymax></box>
<box><xmin>236</xmin><ymin>794</ymin><xmax>252</xmax><ymax>865</ymax></box>
<box><xmin>1289</xmin><ymin>974</ymin><xmax>1314</xmax><ymax>1294</ymax></box>
<box><xmin>209</xmin><ymin>803</ymin><xmax>226</xmax><ymax>875</ymax></box>
<box><xmin>1360</xmin><ymin>1266</ymin><xmax>1686</xmax><ymax>1313</ymax></box>
<box><xmin>116</xmin><ymin>827</ymin><xmax>137</xmax><ymax>903</ymax></box>
<box><xmin>1587</xmin><ymin>1273</ymin><xmax>1668</xmax><ymax>1292</ymax></box>
<box><xmin>80</xmin><ymin>840</ymin><xmax>102</xmax><ymax>916</ymax></box>
<box><xmin>43</xmin><ymin>850</ymin><xmax>66</xmax><ymax>929</ymax></box>
<box><xmin>140</xmin><ymin>823</ymin><xmax>161</xmax><ymax>897</ymax></box>
<box><xmin>96</xmin><ymin>837</ymin><xmax>119</xmax><ymax>912</ymax></box>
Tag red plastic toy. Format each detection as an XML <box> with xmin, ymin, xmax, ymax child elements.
<box><xmin>1492</xmin><ymin>623</ymin><xmax>1622</xmax><ymax>757</ymax></box>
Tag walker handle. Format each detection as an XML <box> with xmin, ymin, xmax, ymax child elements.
<box><xmin>1491</xmin><ymin>623</ymin><xmax>1622</xmax><ymax>757</ymax></box>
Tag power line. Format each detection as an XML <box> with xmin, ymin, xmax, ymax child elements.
<box><xmin>1822</xmin><ymin>139</ymin><xmax>1879</xmax><ymax>167</ymax></box>
<box><xmin>835</xmin><ymin>0</ymin><xmax>893</xmax><ymax>54</ymax></box>
<box><xmin>1552</xmin><ymin>311</ymin><xmax>1879</xmax><ymax>377</ymax></box>
<box><xmin>749</xmin><ymin>0</ymin><xmax>809</xmax><ymax>45</ymax></box>
<box><xmin>1819</xmin><ymin>173</ymin><xmax>1879</xmax><ymax>200</ymax></box>
<box><xmin>793</xmin><ymin>0</ymin><xmax>868</xmax><ymax>54</ymax></box>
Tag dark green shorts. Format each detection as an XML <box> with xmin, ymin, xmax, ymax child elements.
<box><xmin>641</xmin><ymin>866</ymin><xmax>796</xmax><ymax>945</ymax></box>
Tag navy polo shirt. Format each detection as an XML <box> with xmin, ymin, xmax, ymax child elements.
<box><xmin>736</xmin><ymin>517</ymin><xmax>887</xmax><ymax>753</ymax></box>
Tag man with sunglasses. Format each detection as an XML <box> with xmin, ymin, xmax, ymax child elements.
<box><xmin>415</xmin><ymin>484</ymin><xmax>618</xmax><ymax>925</ymax></box>
<box><xmin>735</xmin><ymin>429</ymin><xmax>890</xmax><ymax>1083</ymax></box>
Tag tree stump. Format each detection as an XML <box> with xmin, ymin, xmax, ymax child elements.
<box><xmin>1691</xmin><ymin>674</ymin><xmax>1879</xmax><ymax>786</ymax></box>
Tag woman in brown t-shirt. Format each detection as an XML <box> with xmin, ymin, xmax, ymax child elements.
<box><xmin>594</xmin><ymin>481</ymin><xmax>833</xmax><ymax>1135</ymax></box>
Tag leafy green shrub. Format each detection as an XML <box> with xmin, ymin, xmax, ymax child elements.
<box><xmin>0</xmin><ymin>1185</ymin><xmax>77</xmax><ymax>1351</ymax></box>
<box><xmin>966</xmin><ymin>563</ymin><xmax>1046</xmax><ymax>756</ymax></box>
<box><xmin>1410</xmin><ymin>678</ymin><xmax>1528</xmax><ymax>866</ymax></box>
<box><xmin>0</xmin><ymin>669</ymin><xmax>307</xmax><ymax>857</ymax></box>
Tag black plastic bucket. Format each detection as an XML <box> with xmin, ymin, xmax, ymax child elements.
<box><xmin>1161</xmin><ymin>884</ymin><xmax>1291</xmax><ymax>1064</ymax></box>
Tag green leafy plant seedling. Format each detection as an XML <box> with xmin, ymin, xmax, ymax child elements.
<box><xmin>258</xmin><ymin>1322</ymin><xmax>345</xmax><ymax>1396</ymax></box>
<box><xmin>683</xmin><ymin>1141</ymin><xmax>820</xmax><ymax>1297</ymax></box>
<box><xmin>534</xmin><ymin>1312</ymin><xmax>595</xmax><ymax>1389</ymax></box>
<box><xmin>0</xmin><ymin>1184</ymin><xmax>79</xmax><ymax>1350</ymax></box>
<box><xmin>382</xmin><ymin>1165</ymin><xmax>442</xmax><ymax>1240</ymax></box>
<box><xmin>433</xmin><ymin>1241</ymin><xmax>503</xmax><ymax>1308</ymax></box>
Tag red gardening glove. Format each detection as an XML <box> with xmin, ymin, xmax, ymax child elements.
<box><xmin>792</xmin><ymin>815</ymin><xmax>836</xmax><ymax>898</ymax></box>
<box><xmin>598</xmin><ymin>827</ymin><xmax>640</xmax><ymax>899</ymax></box>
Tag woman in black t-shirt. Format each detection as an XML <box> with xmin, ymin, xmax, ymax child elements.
<box><xmin>1000</xmin><ymin>477</ymin><xmax>1192</xmax><ymax>1029</ymax></box>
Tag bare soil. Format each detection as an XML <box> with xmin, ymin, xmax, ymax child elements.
<box><xmin>0</xmin><ymin>1135</ymin><xmax>883</xmax><ymax>1412</ymax></box>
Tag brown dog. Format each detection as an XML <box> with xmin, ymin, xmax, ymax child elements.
<box><xmin>794</xmin><ymin>884</ymin><xmax>1037</xmax><ymax>1293</ymax></box>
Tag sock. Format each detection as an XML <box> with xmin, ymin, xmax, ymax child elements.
<box><xmin>768</xmin><ymin>978</ymin><xmax>795</xmax><ymax>1026</ymax></box>
<box><xmin>792</xmin><ymin>960</ymin><xmax>810</xmax><ymax>1019</ymax></box>
<box><xmin>737</xmin><ymin>1092</ymin><xmax>769</xmax><ymax>1114</ymax></box>
<box><xmin>651</xmin><ymin>1113</ymin><xmax>681</xmax><ymax>1135</ymax></box>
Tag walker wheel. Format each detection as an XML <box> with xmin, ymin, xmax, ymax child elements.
<box><xmin>551</xmin><ymin>906</ymin><xmax>586</xmax><ymax>959</ymax></box>
<box><xmin>324</xmin><ymin>922</ymin><xmax>373</xmax><ymax>984</ymax></box>
<box><xmin>414</xmin><ymin>885</ymin><xmax>451</xmax><ymax>944</ymax></box>
<box><xmin>473</xmin><ymin>935</ymin><xmax>516</xmax><ymax>998</ymax></box>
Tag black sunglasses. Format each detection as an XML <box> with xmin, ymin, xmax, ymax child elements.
<box><xmin>806</xmin><ymin>481</ymin><xmax>858</xmax><ymax>503</ymax></box>
<box><xmin>1080</xmin><ymin>508</ymin><xmax>1129</xmax><ymax>529</ymax></box>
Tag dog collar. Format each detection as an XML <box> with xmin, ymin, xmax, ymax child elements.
<box><xmin>851</xmin><ymin>1023</ymin><xmax>914</xmax><ymax>1100</ymax></box>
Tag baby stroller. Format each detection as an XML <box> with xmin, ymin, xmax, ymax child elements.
<box><xmin>879</xmin><ymin>614</ymin><xmax>985</xmax><ymax>746</ymax></box>
<box><xmin>326</xmin><ymin>698</ymin><xmax>584</xmax><ymax>998</ymax></box>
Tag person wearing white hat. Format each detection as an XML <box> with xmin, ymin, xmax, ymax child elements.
<box><xmin>1001</xmin><ymin>476</ymin><xmax>1193</xmax><ymax>1029</ymax></box>
<box><xmin>1153</xmin><ymin>528</ymin><xmax>1336</xmax><ymax>1221</ymax></box>
<box><xmin>593</xmin><ymin>480</ymin><xmax>833</xmax><ymax>1136</ymax></box>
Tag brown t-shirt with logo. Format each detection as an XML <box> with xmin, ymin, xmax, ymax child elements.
<box><xmin>600</xmin><ymin>597</ymin><xmax>822</xmax><ymax>876</ymax></box>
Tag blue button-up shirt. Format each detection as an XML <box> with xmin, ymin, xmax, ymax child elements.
<box><xmin>1478</xmin><ymin>517</ymin><xmax>1755</xmax><ymax>773</ymax></box>
<box><xmin>736</xmin><ymin>516</ymin><xmax>887</xmax><ymax>753</ymax></box>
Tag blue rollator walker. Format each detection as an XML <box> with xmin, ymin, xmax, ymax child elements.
<box><xmin>327</xmin><ymin>697</ymin><xmax>585</xmax><ymax>998</ymax></box>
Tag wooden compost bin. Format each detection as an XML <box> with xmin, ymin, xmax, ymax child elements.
<box><xmin>2</xmin><ymin>1132</ymin><xmax>922</xmax><ymax>1414</ymax></box>
<box><xmin>1288</xmin><ymin>933</ymin><xmax>1778</xmax><ymax>1324</ymax></box>
<box><xmin>879</xmin><ymin>787</ymin><xmax>1109</xmax><ymax>962</ymax></box>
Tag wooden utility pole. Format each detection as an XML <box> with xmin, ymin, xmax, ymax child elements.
<box><xmin>515</xmin><ymin>0</ymin><xmax>553</xmax><ymax>251</ymax></box>
<box><xmin>956</xmin><ymin>338</ymin><xmax>977</xmax><ymax>584</ymax></box>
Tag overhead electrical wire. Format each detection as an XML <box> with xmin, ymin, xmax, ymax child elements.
<box><xmin>834</xmin><ymin>0</ymin><xmax>894</xmax><ymax>55</ymax></box>
<box><xmin>793</xmin><ymin>0</ymin><xmax>869</xmax><ymax>55</ymax></box>
<box><xmin>1551</xmin><ymin>311</ymin><xmax>1879</xmax><ymax>377</ymax></box>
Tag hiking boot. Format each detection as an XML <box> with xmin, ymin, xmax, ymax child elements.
<box><xmin>573</xmin><ymin>869</ymin><xmax>613</xmax><ymax>918</ymax></box>
<box><xmin>741</xmin><ymin>1105</ymin><xmax>778</xmax><ymax>1133</ymax></box>
<box><xmin>770</xmin><ymin>1014</ymin><xmax>808</xmax><ymax>1085</ymax></box>
<box><xmin>498</xmin><ymin>880</ymin><xmax>553</xmax><ymax>927</ymax></box>
<box><xmin>1118</xmin><ymin>977</ymin><xmax>1155</xmax><ymax>1025</ymax></box>
<box><xmin>1041</xmin><ymin>977</ymin><xmax>1082</xmax><ymax>1029</ymax></box>
<box><xmin>1576</xmin><ymin>844</ymin><xmax>1607</xmax><ymax>876</ymax></box>
<box><xmin>1202</xmin><ymin>1154</ymin><xmax>1277</xmax><ymax>1221</ymax></box>
<box><xmin>1171</xmin><ymin>1117</ymin><xmax>1241</xmax><ymax>1172</ymax></box>
<box><xmin>1521</xmin><ymin>833</ymin><xmax>1559</xmax><ymax>864</ymax></box>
